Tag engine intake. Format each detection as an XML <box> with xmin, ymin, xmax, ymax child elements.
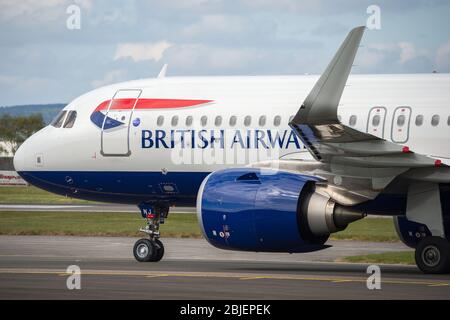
<box><xmin>197</xmin><ymin>168</ymin><xmax>365</xmax><ymax>253</ymax></box>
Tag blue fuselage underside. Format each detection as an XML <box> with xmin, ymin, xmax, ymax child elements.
<box><xmin>18</xmin><ymin>171</ymin><xmax>209</xmax><ymax>206</ymax></box>
<box><xmin>17</xmin><ymin>170</ymin><xmax>450</xmax><ymax>216</ymax></box>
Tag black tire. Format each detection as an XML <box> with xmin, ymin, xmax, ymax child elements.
<box><xmin>415</xmin><ymin>236</ymin><xmax>450</xmax><ymax>274</ymax></box>
<box><xmin>149</xmin><ymin>239</ymin><xmax>164</xmax><ymax>262</ymax></box>
<box><xmin>133</xmin><ymin>239</ymin><xmax>156</xmax><ymax>262</ymax></box>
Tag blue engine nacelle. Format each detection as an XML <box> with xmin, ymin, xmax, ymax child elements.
<box><xmin>197</xmin><ymin>168</ymin><xmax>364</xmax><ymax>253</ymax></box>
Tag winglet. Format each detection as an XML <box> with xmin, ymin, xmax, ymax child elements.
<box><xmin>157</xmin><ymin>64</ymin><xmax>168</xmax><ymax>78</ymax></box>
<box><xmin>290</xmin><ymin>26</ymin><xmax>365</xmax><ymax>126</ymax></box>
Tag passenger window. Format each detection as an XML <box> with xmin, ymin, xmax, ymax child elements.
<box><xmin>415</xmin><ymin>115</ymin><xmax>423</xmax><ymax>126</ymax></box>
<box><xmin>51</xmin><ymin>110</ymin><xmax>67</xmax><ymax>128</ymax></box>
<box><xmin>349</xmin><ymin>115</ymin><xmax>357</xmax><ymax>127</ymax></box>
<box><xmin>448</xmin><ymin>116</ymin><xmax>450</xmax><ymax>126</ymax></box>
<box><xmin>244</xmin><ymin>115</ymin><xmax>251</xmax><ymax>127</ymax></box>
<box><xmin>63</xmin><ymin>111</ymin><xmax>77</xmax><ymax>128</ymax></box>
<box><xmin>259</xmin><ymin>115</ymin><xmax>266</xmax><ymax>126</ymax></box>
<box><xmin>215</xmin><ymin>116</ymin><xmax>222</xmax><ymax>126</ymax></box>
<box><xmin>372</xmin><ymin>115</ymin><xmax>380</xmax><ymax>126</ymax></box>
<box><xmin>171</xmin><ymin>116</ymin><xmax>178</xmax><ymax>126</ymax></box>
<box><xmin>229</xmin><ymin>116</ymin><xmax>237</xmax><ymax>127</ymax></box>
<box><xmin>397</xmin><ymin>115</ymin><xmax>406</xmax><ymax>127</ymax></box>
<box><xmin>431</xmin><ymin>115</ymin><xmax>440</xmax><ymax>127</ymax></box>
<box><xmin>201</xmin><ymin>116</ymin><xmax>207</xmax><ymax>127</ymax></box>
<box><xmin>157</xmin><ymin>116</ymin><xmax>164</xmax><ymax>126</ymax></box>
<box><xmin>273</xmin><ymin>115</ymin><xmax>281</xmax><ymax>127</ymax></box>
<box><xmin>186</xmin><ymin>116</ymin><xmax>193</xmax><ymax>127</ymax></box>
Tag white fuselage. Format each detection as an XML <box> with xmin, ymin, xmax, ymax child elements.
<box><xmin>15</xmin><ymin>74</ymin><xmax>450</xmax><ymax>170</ymax></box>
<box><xmin>13</xmin><ymin>73</ymin><xmax>450</xmax><ymax>205</ymax></box>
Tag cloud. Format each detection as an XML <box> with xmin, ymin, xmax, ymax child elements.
<box><xmin>355</xmin><ymin>40</ymin><xmax>436</xmax><ymax>73</ymax></box>
<box><xmin>91</xmin><ymin>70</ymin><xmax>127</xmax><ymax>88</ymax></box>
<box><xmin>436</xmin><ymin>39</ymin><xmax>450</xmax><ymax>71</ymax></box>
<box><xmin>181</xmin><ymin>14</ymin><xmax>246</xmax><ymax>38</ymax></box>
<box><xmin>0</xmin><ymin>74</ymin><xmax>64</xmax><ymax>105</ymax></box>
<box><xmin>398</xmin><ymin>42</ymin><xmax>418</xmax><ymax>64</ymax></box>
<box><xmin>310</xmin><ymin>21</ymin><xmax>349</xmax><ymax>36</ymax></box>
<box><xmin>239</xmin><ymin>0</ymin><xmax>449</xmax><ymax>15</ymax></box>
<box><xmin>161</xmin><ymin>42</ymin><xmax>326</xmax><ymax>76</ymax></box>
<box><xmin>1</xmin><ymin>0</ymin><xmax>450</xmax><ymax>105</ymax></box>
<box><xmin>164</xmin><ymin>44</ymin><xmax>256</xmax><ymax>72</ymax></box>
<box><xmin>114</xmin><ymin>41</ymin><xmax>173</xmax><ymax>62</ymax></box>
<box><xmin>0</xmin><ymin>0</ymin><xmax>92</xmax><ymax>23</ymax></box>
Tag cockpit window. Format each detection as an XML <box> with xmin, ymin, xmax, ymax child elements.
<box><xmin>51</xmin><ymin>110</ymin><xmax>67</xmax><ymax>128</ymax></box>
<box><xmin>63</xmin><ymin>111</ymin><xmax>77</xmax><ymax>128</ymax></box>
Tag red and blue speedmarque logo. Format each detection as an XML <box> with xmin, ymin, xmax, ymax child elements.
<box><xmin>90</xmin><ymin>98</ymin><xmax>213</xmax><ymax>129</ymax></box>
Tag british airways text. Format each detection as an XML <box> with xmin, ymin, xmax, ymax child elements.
<box><xmin>141</xmin><ymin>129</ymin><xmax>302</xmax><ymax>149</ymax></box>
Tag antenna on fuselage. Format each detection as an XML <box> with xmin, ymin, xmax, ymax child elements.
<box><xmin>157</xmin><ymin>64</ymin><xmax>168</xmax><ymax>78</ymax></box>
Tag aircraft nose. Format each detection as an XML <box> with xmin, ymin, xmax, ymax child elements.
<box><xmin>13</xmin><ymin>140</ymin><xmax>27</xmax><ymax>173</ymax></box>
<box><xmin>13</xmin><ymin>125</ymin><xmax>47</xmax><ymax>174</ymax></box>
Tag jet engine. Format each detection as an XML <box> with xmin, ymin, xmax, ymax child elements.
<box><xmin>196</xmin><ymin>168</ymin><xmax>365</xmax><ymax>252</ymax></box>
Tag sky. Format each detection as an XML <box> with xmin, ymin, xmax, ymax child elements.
<box><xmin>1</xmin><ymin>0</ymin><xmax>450</xmax><ymax>106</ymax></box>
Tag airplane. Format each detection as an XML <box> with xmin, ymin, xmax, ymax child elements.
<box><xmin>13</xmin><ymin>26</ymin><xmax>450</xmax><ymax>274</ymax></box>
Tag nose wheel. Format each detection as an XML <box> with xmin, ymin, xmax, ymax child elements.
<box><xmin>133</xmin><ymin>204</ymin><xmax>168</xmax><ymax>263</ymax></box>
<box><xmin>152</xmin><ymin>239</ymin><xmax>165</xmax><ymax>262</ymax></box>
<box><xmin>133</xmin><ymin>238</ymin><xmax>165</xmax><ymax>262</ymax></box>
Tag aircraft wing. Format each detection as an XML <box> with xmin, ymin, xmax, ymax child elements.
<box><xmin>286</xmin><ymin>26</ymin><xmax>444</xmax><ymax>206</ymax></box>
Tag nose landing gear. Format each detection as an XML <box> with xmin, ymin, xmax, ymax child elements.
<box><xmin>133</xmin><ymin>204</ymin><xmax>168</xmax><ymax>262</ymax></box>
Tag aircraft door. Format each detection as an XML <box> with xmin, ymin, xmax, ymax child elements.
<box><xmin>101</xmin><ymin>89</ymin><xmax>142</xmax><ymax>156</ymax></box>
<box><xmin>391</xmin><ymin>106</ymin><xmax>411</xmax><ymax>144</ymax></box>
<box><xmin>367</xmin><ymin>107</ymin><xmax>386</xmax><ymax>138</ymax></box>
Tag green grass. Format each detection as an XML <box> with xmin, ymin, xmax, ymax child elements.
<box><xmin>0</xmin><ymin>211</ymin><xmax>202</xmax><ymax>238</ymax></box>
<box><xmin>0</xmin><ymin>185</ymin><xmax>398</xmax><ymax>241</ymax></box>
<box><xmin>0</xmin><ymin>187</ymin><xmax>400</xmax><ymax>241</ymax></box>
<box><xmin>342</xmin><ymin>251</ymin><xmax>415</xmax><ymax>265</ymax></box>
<box><xmin>331</xmin><ymin>218</ymin><xmax>398</xmax><ymax>242</ymax></box>
<box><xmin>0</xmin><ymin>210</ymin><xmax>398</xmax><ymax>243</ymax></box>
<box><xmin>0</xmin><ymin>186</ymin><xmax>97</xmax><ymax>204</ymax></box>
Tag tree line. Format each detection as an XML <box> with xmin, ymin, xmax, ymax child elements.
<box><xmin>0</xmin><ymin>114</ymin><xmax>45</xmax><ymax>155</ymax></box>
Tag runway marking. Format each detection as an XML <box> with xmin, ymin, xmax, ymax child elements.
<box><xmin>146</xmin><ymin>274</ymin><xmax>170</xmax><ymax>278</ymax></box>
<box><xmin>427</xmin><ymin>283</ymin><xmax>449</xmax><ymax>287</ymax></box>
<box><xmin>0</xmin><ymin>268</ymin><xmax>449</xmax><ymax>288</ymax></box>
<box><xmin>239</xmin><ymin>276</ymin><xmax>270</xmax><ymax>280</ymax></box>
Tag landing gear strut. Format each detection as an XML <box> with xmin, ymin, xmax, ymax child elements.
<box><xmin>133</xmin><ymin>204</ymin><xmax>168</xmax><ymax>262</ymax></box>
<box><xmin>406</xmin><ymin>182</ymin><xmax>450</xmax><ymax>274</ymax></box>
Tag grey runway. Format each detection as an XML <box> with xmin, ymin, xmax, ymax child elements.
<box><xmin>0</xmin><ymin>236</ymin><xmax>449</xmax><ymax>299</ymax></box>
<box><xmin>0</xmin><ymin>204</ymin><xmax>195</xmax><ymax>213</ymax></box>
<box><xmin>0</xmin><ymin>204</ymin><xmax>389</xmax><ymax>217</ymax></box>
